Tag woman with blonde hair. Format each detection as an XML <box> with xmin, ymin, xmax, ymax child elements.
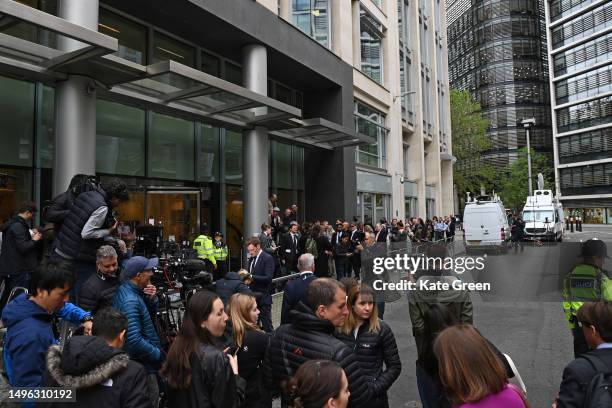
<box><xmin>334</xmin><ymin>284</ymin><xmax>401</xmax><ymax>408</ymax></box>
<box><xmin>227</xmin><ymin>293</ymin><xmax>271</xmax><ymax>408</ymax></box>
<box><xmin>434</xmin><ymin>324</ymin><xmax>529</xmax><ymax>408</ymax></box>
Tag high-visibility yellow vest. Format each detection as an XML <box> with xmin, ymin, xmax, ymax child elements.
<box><xmin>562</xmin><ymin>264</ymin><xmax>612</xmax><ymax>329</ymax></box>
<box><xmin>193</xmin><ymin>235</ymin><xmax>216</xmax><ymax>266</ymax></box>
<box><xmin>213</xmin><ymin>244</ymin><xmax>228</xmax><ymax>261</ymax></box>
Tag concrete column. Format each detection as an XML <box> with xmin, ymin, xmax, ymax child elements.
<box><xmin>242</xmin><ymin>44</ymin><xmax>269</xmax><ymax>239</ymax></box>
<box><xmin>53</xmin><ymin>0</ymin><xmax>99</xmax><ymax>195</ymax></box>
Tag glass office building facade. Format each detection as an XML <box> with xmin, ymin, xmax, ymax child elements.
<box><xmin>545</xmin><ymin>0</ymin><xmax>612</xmax><ymax>223</ymax></box>
<box><xmin>0</xmin><ymin>0</ymin><xmax>366</xmax><ymax>262</ymax></box>
<box><xmin>446</xmin><ymin>0</ymin><xmax>553</xmax><ymax>173</ymax></box>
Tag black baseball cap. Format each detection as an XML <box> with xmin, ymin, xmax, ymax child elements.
<box><xmin>581</xmin><ymin>238</ymin><xmax>609</xmax><ymax>259</ymax></box>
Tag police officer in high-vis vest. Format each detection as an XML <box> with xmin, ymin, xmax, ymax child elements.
<box><xmin>213</xmin><ymin>232</ymin><xmax>229</xmax><ymax>280</ymax></box>
<box><xmin>193</xmin><ymin>223</ymin><xmax>216</xmax><ymax>272</ymax></box>
<box><xmin>563</xmin><ymin>238</ymin><xmax>611</xmax><ymax>357</ymax></box>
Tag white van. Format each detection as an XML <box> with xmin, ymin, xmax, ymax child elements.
<box><xmin>463</xmin><ymin>195</ymin><xmax>510</xmax><ymax>253</ymax></box>
<box><xmin>522</xmin><ymin>190</ymin><xmax>564</xmax><ymax>242</ymax></box>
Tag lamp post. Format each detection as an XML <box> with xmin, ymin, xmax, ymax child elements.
<box><xmin>521</xmin><ymin>118</ymin><xmax>536</xmax><ymax>196</ymax></box>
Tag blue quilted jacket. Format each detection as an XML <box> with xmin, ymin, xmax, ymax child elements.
<box><xmin>112</xmin><ymin>281</ymin><xmax>162</xmax><ymax>371</ymax></box>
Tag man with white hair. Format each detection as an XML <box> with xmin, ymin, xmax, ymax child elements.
<box><xmin>280</xmin><ymin>253</ymin><xmax>316</xmax><ymax>325</ymax></box>
<box><xmin>78</xmin><ymin>245</ymin><xmax>120</xmax><ymax>314</ymax></box>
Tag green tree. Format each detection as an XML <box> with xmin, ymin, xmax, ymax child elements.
<box><xmin>450</xmin><ymin>89</ymin><xmax>496</xmax><ymax>202</ymax></box>
<box><xmin>498</xmin><ymin>147</ymin><xmax>553</xmax><ymax>212</ymax></box>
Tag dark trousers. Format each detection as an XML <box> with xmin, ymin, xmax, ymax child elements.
<box><xmin>350</xmin><ymin>255</ymin><xmax>361</xmax><ymax>279</ymax></box>
<box><xmin>335</xmin><ymin>261</ymin><xmax>349</xmax><ymax>281</ymax></box>
<box><xmin>214</xmin><ymin>260</ymin><xmax>227</xmax><ymax>281</ymax></box>
<box><xmin>0</xmin><ymin>272</ymin><xmax>30</xmax><ymax>312</ymax></box>
<box><xmin>416</xmin><ymin>364</ymin><xmax>448</xmax><ymax>408</ymax></box>
<box><xmin>258</xmin><ymin>303</ymin><xmax>273</xmax><ymax>333</ymax></box>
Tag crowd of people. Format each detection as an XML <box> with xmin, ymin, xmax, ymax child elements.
<box><xmin>0</xmin><ymin>178</ymin><xmax>610</xmax><ymax>408</ymax></box>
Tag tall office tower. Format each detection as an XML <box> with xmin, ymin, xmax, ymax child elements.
<box><xmin>446</xmin><ymin>0</ymin><xmax>553</xmax><ymax>176</ymax></box>
<box><xmin>544</xmin><ymin>0</ymin><xmax>612</xmax><ymax>224</ymax></box>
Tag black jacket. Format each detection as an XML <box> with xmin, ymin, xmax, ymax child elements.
<box><xmin>78</xmin><ymin>271</ymin><xmax>120</xmax><ymax>314</ymax></box>
<box><xmin>45</xmin><ymin>190</ymin><xmax>75</xmax><ymax>234</ymax></box>
<box><xmin>557</xmin><ymin>348</ymin><xmax>612</xmax><ymax>408</ymax></box>
<box><xmin>0</xmin><ymin>215</ymin><xmax>38</xmax><ymax>277</ymax></box>
<box><xmin>267</xmin><ymin>302</ymin><xmax>373</xmax><ymax>408</ymax></box>
<box><xmin>280</xmin><ymin>272</ymin><xmax>315</xmax><ymax>325</ymax></box>
<box><xmin>279</xmin><ymin>232</ymin><xmax>300</xmax><ymax>266</ymax></box>
<box><xmin>54</xmin><ymin>188</ymin><xmax>110</xmax><ymax>262</ymax></box>
<box><xmin>165</xmin><ymin>343</ymin><xmax>246</xmax><ymax>408</ymax></box>
<box><xmin>215</xmin><ymin>272</ymin><xmax>253</xmax><ymax>306</ymax></box>
<box><xmin>236</xmin><ymin>330</ymin><xmax>271</xmax><ymax>408</ymax></box>
<box><xmin>42</xmin><ymin>336</ymin><xmax>151</xmax><ymax>408</ymax></box>
<box><xmin>335</xmin><ymin>320</ymin><xmax>401</xmax><ymax>408</ymax></box>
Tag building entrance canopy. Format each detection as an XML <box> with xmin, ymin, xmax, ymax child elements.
<box><xmin>272</xmin><ymin>118</ymin><xmax>375</xmax><ymax>150</ymax></box>
<box><xmin>0</xmin><ymin>0</ymin><xmax>373</xmax><ymax>149</ymax></box>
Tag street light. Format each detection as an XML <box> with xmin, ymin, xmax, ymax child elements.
<box><xmin>393</xmin><ymin>90</ymin><xmax>417</xmax><ymax>102</ymax></box>
<box><xmin>521</xmin><ymin>118</ymin><xmax>536</xmax><ymax>196</ymax></box>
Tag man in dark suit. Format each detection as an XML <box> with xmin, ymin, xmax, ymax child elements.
<box><xmin>279</xmin><ymin>222</ymin><xmax>301</xmax><ymax>273</ymax></box>
<box><xmin>280</xmin><ymin>253</ymin><xmax>316</xmax><ymax>325</ymax></box>
<box><xmin>246</xmin><ymin>237</ymin><xmax>275</xmax><ymax>333</ymax></box>
<box><xmin>555</xmin><ymin>301</ymin><xmax>612</xmax><ymax>408</ymax></box>
<box><xmin>331</xmin><ymin>223</ymin><xmax>344</xmax><ymax>250</ymax></box>
<box><xmin>375</xmin><ymin>220</ymin><xmax>388</xmax><ymax>243</ymax></box>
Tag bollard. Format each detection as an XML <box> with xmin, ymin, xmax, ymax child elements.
<box><xmin>570</xmin><ymin>221</ymin><xmax>574</xmax><ymax>233</ymax></box>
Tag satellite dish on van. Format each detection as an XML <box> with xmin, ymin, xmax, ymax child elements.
<box><xmin>537</xmin><ymin>173</ymin><xmax>544</xmax><ymax>190</ymax></box>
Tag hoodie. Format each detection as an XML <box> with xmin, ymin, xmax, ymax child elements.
<box><xmin>1</xmin><ymin>294</ymin><xmax>90</xmax><ymax>387</ymax></box>
<box><xmin>42</xmin><ymin>336</ymin><xmax>151</xmax><ymax>408</ymax></box>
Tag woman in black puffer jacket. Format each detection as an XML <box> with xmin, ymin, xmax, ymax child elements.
<box><xmin>335</xmin><ymin>283</ymin><xmax>402</xmax><ymax>408</ymax></box>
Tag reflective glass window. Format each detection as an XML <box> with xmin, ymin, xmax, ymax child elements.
<box><xmin>291</xmin><ymin>0</ymin><xmax>330</xmax><ymax>47</ymax></box>
<box><xmin>96</xmin><ymin>99</ymin><xmax>145</xmax><ymax>176</ymax></box>
<box><xmin>360</xmin><ymin>7</ymin><xmax>384</xmax><ymax>84</ymax></box>
<box><xmin>99</xmin><ymin>9</ymin><xmax>147</xmax><ymax>65</ymax></box>
<box><xmin>0</xmin><ymin>76</ymin><xmax>34</xmax><ymax>167</ymax></box>
<box><xmin>149</xmin><ymin>112</ymin><xmax>195</xmax><ymax>180</ymax></box>
<box><xmin>37</xmin><ymin>85</ymin><xmax>55</xmax><ymax>168</ymax></box>
<box><xmin>153</xmin><ymin>32</ymin><xmax>195</xmax><ymax>67</ymax></box>
<box><xmin>225</xmin><ymin>130</ymin><xmax>243</xmax><ymax>184</ymax></box>
<box><xmin>197</xmin><ymin>124</ymin><xmax>219</xmax><ymax>182</ymax></box>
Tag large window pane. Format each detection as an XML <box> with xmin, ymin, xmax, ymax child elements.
<box><xmin>360</xmin><ymin>7</ymin><xmax>383</xmax><ymax>84</ymax></box>
<box><xmin>291</xmin><ymin>0</ymin><xmax>330</xmax><ymax>47</ymax></box>
<box><xmin>99</xmin><ymin>9</ymin><xmax>147</xmax><ymax>65</ymax></box>
<box><xmin>96</xmin><ymin>99</ymin><xmax>145</xmax><ymax>176</ymax></box>
<box><xmin>149</xmin><ymin>112</ymin><xmax>194</xmax><ymax>180</ymax></box>
<box><xmin>0</xmin><ymin>168</ymin><xmax>32</xmax><ymax>224</ymax></box>
<box><xmin>153</xmin><ymin>32</ymin><xmax>195</xmax><ymax>67</ymax></box>
<box><xmin>37</xmin><ymin>85</ymin><xmax>55</xmax><ymax>168</ymax></box>
<box><xmin>354</xmin><ymin>101</ymin><xmax>387</xmax><ymax>169</ymax></box>
<box><xmin>197</xmin><ymin>124</ymin><xmax>219</xmax><ymax>182</ymax></box>
<box><xmin>202</xmin><ymin>51</ymin><xmax>220</xmax><ymax>77</ymax></box>
<box><xmin>225</xmin><ymin>130</ymin><xmax>243</xmax><ymax>184</ymax></box>
<box><xmin>0</xmin><ymin>76</ymin><xmax>34</xmax><ymax>167</ymax></box>
<box><xmin>271</xmin><ymin>141</ymin><xmax>292</xmax><ymax>189</ymax></box>
<box><xmin>225</xmin><ymin>63</ymin><xmax>243</xmax><ymax>86</ymax></box>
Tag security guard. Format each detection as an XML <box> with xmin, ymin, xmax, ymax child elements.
<box><xmin>193</xmin><ymin>223</ymin><xmax>216</xmax><ymax>272</ymax></box>
<box><xmin>562</xmin><ymin>238</ymin><xmax>611</xmax><ymax>357</ymax></box>
<box><xmin>213</xmin><ymin>232</ymin><xmax>229</xmax><ymax>280</ymax></box>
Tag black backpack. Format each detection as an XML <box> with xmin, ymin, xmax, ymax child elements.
<box><xmin>581</xmin><ymin>354</ymin><xmax>612</xmax><ymax>408</ymax></box>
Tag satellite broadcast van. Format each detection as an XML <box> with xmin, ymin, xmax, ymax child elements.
<box><xmin>522</xmin><ymin>190</ymin><xmax>564</xmax><ymax>242</ymax></box>
<box><xmin>463</xmin><ymin>193</ymin><xmax>510</xmax><ymax>254</ymax></box>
